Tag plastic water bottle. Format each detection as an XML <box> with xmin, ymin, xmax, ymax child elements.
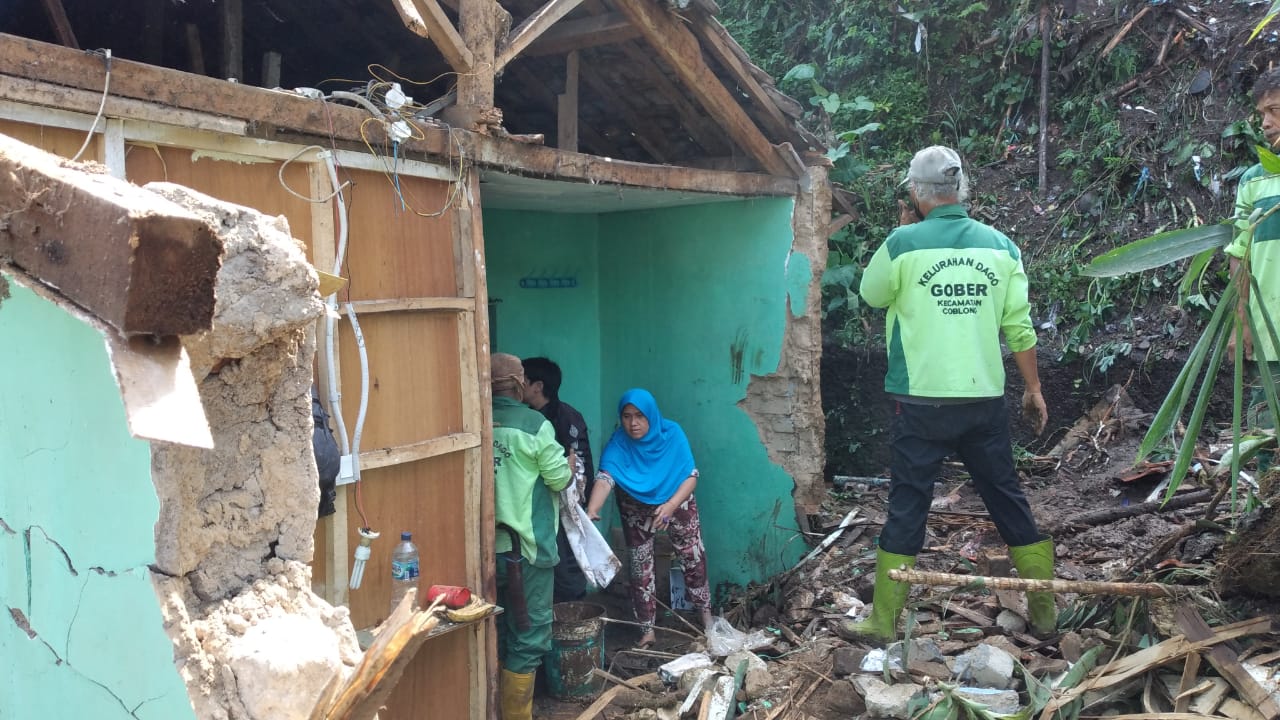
<box><xmin>389</xmin><ymin>531</ymin><xmax>419</xmax><ymax>615</ymax></box>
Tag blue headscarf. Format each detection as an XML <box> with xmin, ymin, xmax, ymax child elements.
<box><xmin>600</xmin><ymin>389</ymin><xmax>696</xmax><ymax>505</ymax></box>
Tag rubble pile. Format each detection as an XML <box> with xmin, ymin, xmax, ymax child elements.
<box><xmin>571</xmin><ymin>385</ymin><xmax>1280</xmax><ymax>719</ymax></box>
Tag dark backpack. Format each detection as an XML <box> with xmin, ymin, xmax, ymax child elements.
<box><xmin>312</xmin><ymin>387</ymin><xmax>341</xmax><ymax>518</ymax></box>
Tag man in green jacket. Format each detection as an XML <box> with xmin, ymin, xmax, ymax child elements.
<box><xmin>1227</xmin><ymin>68</ymin><xmax>1280</xmax><ymax>469</ymax></box>
<box><xmin>491</xmin><ymin>353</ymin><xmax>572</xmax><ymax>720</ymax></box>
<box><xmin>847</xmin><ymin>146</ymin><xmax>1055</xmax><ymax>643</ymax></box>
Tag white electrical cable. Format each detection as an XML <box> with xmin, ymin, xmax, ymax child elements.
<box><xmin>71</xmin><ymin>49</ymin><xmax>112</xmax><ymax>164</ymax></box>
<box><xmin>345</xmin><ymin>300</ymin><xmax>371</xmax><ymax>488</ymax></box>
<box><xmin>320</xmin><ymin>151</ymin><xmax>350</xmax><ymax>455</ymax></box>
<box><xmin>326</xmin><ymin>90</ymin><xmax>384</xmax><ymax>119</ymax></box>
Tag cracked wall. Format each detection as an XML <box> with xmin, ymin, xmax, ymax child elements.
<box><xmin>0</xmin><ymin>271</ymin><xmax>196</xmax><ymax>720</ymax></box>
<box><xmin>0</xmin><ymin>185</ymin><xmax>360</xmax><ymax>720</ymax></box>
<box><xmin>742</xmin><ymin>167</ymin><xmax>831</xmax><ymax>523</ymax></box>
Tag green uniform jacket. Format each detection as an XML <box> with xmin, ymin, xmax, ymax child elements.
<box><xmin>859</xmin><ymin>204</ymin><xmax>1037</xmax><ymax>398</ymax></box>
<box><xmin>1227</xmin><ymin>163</ymin><xmax>1280</xmax><ymax>361</ymax></box>
<box><xmin>493</xmin><ymin>396</ymin><xmax>572</xmax><ymax>568</ymax></box>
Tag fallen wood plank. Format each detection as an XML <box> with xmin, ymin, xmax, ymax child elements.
<box><xmin>575</xmin><ymin>672</ymin><xmax>658</xmax><ymax>720</ymax></box>
<box><xmin>0</xmin><ymin>133</ymin><xmax>223</xmax><ymax>336</ymax></box>
<box><xmin>1038</xmin><ymin>616</ymin><xmax>1272</xmax><ymax>720</ymax></box>
<box><xmin>891</xmin><ymin>568</ymin><xmax>1176</xmax><ymax>597</ymax></box>
<box><xmin>1175</xmin><ymin>607</ymin><xmax>1280</xmax><ymax>720</ymax></box>
<box><xmin>1173</xmin><ymin>650</ymin><xmax>1202</xmax><ymax>713</ymax></box>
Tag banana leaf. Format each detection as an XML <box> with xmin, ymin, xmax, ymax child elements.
<box><xmin>1082</xmin><ymin>223</ymin><xmax>1232</xmax><ymax>278</ymax></box>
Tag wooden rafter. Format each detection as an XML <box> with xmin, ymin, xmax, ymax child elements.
<box><xmin>390</xmin><ymin>0</ymin><xmax>475</xmax><ymax>73</ymax></box>
<box><xmin>575</xmin><ymin>1</ymin><xmax>728</xmax><ymax>157</ymax></box>
<box><xmin>525</xmin><ymin>13</ymin><xmax>639</xmax><ymax>57</ymax></box>
<box><xmin>578</xmin><ymin>63</ymin><xmax>673</xmax><ymax>162</ymax></box>
<box><xmin>687</xmin><ymin>15</ymin><xmax>793</xmax><ymax>141</ymax></box>
<box><xmin>506</xmin><ymin>64</ymin><xmax>611</xmax><ymax>154</ymax></box>
<box><xmin>494</xmin><ymin>0</ymin><xmax>589</xmax><ymax>72</ymax></box>
<box><xmin>612</xmin><ymin>0</ymin><xmax>791</xmax><ymax>176</ymax></box>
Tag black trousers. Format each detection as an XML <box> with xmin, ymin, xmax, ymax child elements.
<box><xmin>553</xmin><ymin>526</ymin><xmax>587</xmax><ymax>602</ymax></box>
<box><xmin>878</xmin><ymin>397</ymin><xmax>1042</xmax><ymax>557</ymax></box>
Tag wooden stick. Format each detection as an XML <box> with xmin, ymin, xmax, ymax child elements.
<box><xmin>601</xmin><ymin>616</ymin><xmax>700</xmax><ymax>641</ymax></box>
<box><xmin>655</xmin><ymin>596</ymin><xmax>708</xmax><ymax>638</ymax></box>
<box><xmin>1046</xmin><ymin>488</ymin><xmax>1213</xmax><ymax>534</ymax></box>
<box><xmin>1175</xmin><ymin>607</ymin><xmax>1280</xmax><ymax>719</ymax></box>
<box><xmin>1100</xmin><ymin>5</ymin><xmax>1152</xmax><ymax>58</ymax></box>
<box><xmin>889</xmin><ymin>567</ymin><xmax>1177</xmax><ymax>597</ymax></box>
<box><xmin>574</xmin><ymin>672</ymin><xmax>658</xmax><ymax>720</ymax></box>
<box><xmin>591</xmin><ymin>667</ymin><xmax>648</xmax><ymax>692</ymax></box>
<box><xmin>1037</xmin><ymin>1</ymin><xmax>1050</xmax><ymax>197</ymax></box>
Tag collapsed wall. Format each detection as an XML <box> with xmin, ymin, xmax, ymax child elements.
<box><xmin>743</xmin><ymin>166</ymin><xmax>831</xmax><ymax>523</ymax></box>
<box><xmin>146</xmin><ymin>184</ymin><xmax>360</xmax><ymax>719</ymax></box>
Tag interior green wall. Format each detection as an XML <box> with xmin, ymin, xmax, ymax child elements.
<box><xmin>0</xmin><ymin>273</ymin><xmax>195</xmax><ymax>720</ymax></box>
<box><xmin>598</xmin><ymin>199</ymin><xmax>803</xmax><ymax>591</ymax></box>
<box><xmin>484</xmin><ymin>210</ymin><xmax>604</xmax><ymax>451</ymax></box>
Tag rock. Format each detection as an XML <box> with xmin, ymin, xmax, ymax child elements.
<box><xmin>906</xmin><ymin>658</ymin><xmax>952</xmax><ymax>681</ymax></box>
<box><xmin>786</xmin><ymin>588</ymin><xmax>816</xmax><ymax>622</ymax></box>
<box><xmin>832</xmin><ymin>646</ymin><xmax>866</xmax><ymax>677</ymax></box>
<box><xmin>889</xmin><ymin>638</ymin><xmax>946</xmax><ymax>664</ymax></box>
<box><xmin>853</xmin><ymin>676</ymin><xmax>925</xmax><ymax>719</ymax></box>
<box><xmin>753</xmin><ymin>604</ymin><xmax>780</xmax><ymax>626</ymax></box>
<box><xmin>954</xmin><ymin>643</ymin><xmax>1016</xmax><ymax>689</ymax></box>
<box><xmin>818</xmin><ymin>680</ymin><xmax>866</xmax><ymax>716</ymax></box>
<box><xmin>983</xmin><ymin>634</ymin><xmax>1024</xmax><ymax>660</ymax></box>
<box><xmin>724</xmin><ymin>650</ymin><xmax>767</xmax><ymax>676</ymax></box>
<box><xmin>744</xmin><ymin>668</ymin><xmax>773</xmax><ymax>699</ymax></box>
<box><xmin>1025</xmin><ymin>656</ymin><xmax>1069</xmax><ymax>675</ymax></box>
<box><xmin>228</xmin><ymin>614</ymin><xmax>343</xmax><ymax>720</ymax></box>
<box><xmin>996</xmin><ymin>609</ymin><xmax>1028</xmax><ymax>635</ymax></box>
<box><xmin>950</xmin><ymin>687</ymin><xmax>1022</xmax><ymax>715</ymax></box>
<box><xmin>1060</xmin><ymin>631</ymin><xmax>1085</xmax><ymax>663</ymax></box>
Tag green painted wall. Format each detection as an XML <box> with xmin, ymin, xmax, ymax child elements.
<box><xmin>0</xmin><ymin>273</ymin><xmax>196</xmax><ymax>720</ymax></box>
<box><xmin>598</xmin><ymin>199</ymin><xmax>803</xmax><ymax>591</ymax></box>
<box><xmin>484</xmin><ymin>210</ymin><xmax>604</xmax><ymax>453</ymax></box>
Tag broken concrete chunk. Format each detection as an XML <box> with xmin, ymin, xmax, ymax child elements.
<box><xmin>887</xmin><ymin>638</ymin><xmax>946</xmax><ymax>665</ymax></box>
<box><xmin>660</xmin><ymin>652</ymin><xmax>714</xmax><ymax>684</ymax></box>
<box><xmin>953</xmin><ymin>643</ymin><xmax>1016</xmax><ymax>689</ymax></box>
<box><xmin>743</xmin><ymin>667</ymin><xmax>773</xmax><ymax>700</ymax></box>
<box><xmin>949</xmin><ymin>687</ymin><xmax>1022</xmax><ymax>716</ymax></box>
<box><xmin>832</xmin><ymin>646</ymin><xmax>866</xmax><ymax>677</ymax></box>
<box><xmin>996</xmin><ymin>608</ymin><xmax>1028</xmax><ymax>635</ymax></box>
<box><xmin>724</xmin><ymin>649</ymin><xmax>767</xmax><ymax>676</ymax></box>
<box><xmin>853</xmin><ymin>676</ymin><xmax>925</xmax><ymax>719</ymax></box>
<box><xmin>228</xmin><ymin>614</ymin><xmax>345</xmax><ymax>720</ymax></box>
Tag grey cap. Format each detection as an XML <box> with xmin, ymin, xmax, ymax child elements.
<box><xmin>902</xmin><ymin>145</ymin><xmax>964</xmax><ymax>187</ymax></box>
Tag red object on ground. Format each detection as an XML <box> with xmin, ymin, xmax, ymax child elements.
<box><xmin>425</xmin><ymin>585</ymin><xmax>473</xmax><ymax>608</ymax></box>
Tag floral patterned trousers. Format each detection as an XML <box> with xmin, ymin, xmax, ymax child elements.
<box><xmin>617</xmin><ymin>490</ymin><xmax>711</xmax><ymax>630</ymax></box>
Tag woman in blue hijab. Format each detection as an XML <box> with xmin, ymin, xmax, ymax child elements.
<box><xmin>586</xmin><ymin>389</ymin><xmax>712</xmax><ymax>648</ymax></box>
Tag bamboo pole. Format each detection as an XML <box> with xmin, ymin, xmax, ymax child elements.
<box><xmin>887</xmin><ymin>568</ymin><xmax>1177</xmax><ymax>597</ymax></box>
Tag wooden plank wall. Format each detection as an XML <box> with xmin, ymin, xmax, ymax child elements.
<box><xmin>0</xmin><ymin>117</ymin><xmax>491</xmax><ymax>719</ymax></box>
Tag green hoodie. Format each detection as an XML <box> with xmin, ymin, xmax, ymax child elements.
<box><xmin>1226</xmin><ymin>162</ymin><xmax>1280</xmax><ymax>361</ymax></box>
<box><xmin>493</xmin><ymin>396</ymin><xmax>572</xmax><ymax>567</ymax></box>
<box><xmin>859</xmin><ymin>204</ymin><xmax>1037</xmax><ymax>399</ymax></box>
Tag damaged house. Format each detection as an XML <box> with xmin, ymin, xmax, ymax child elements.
<box><xmin>0</xmin><ymin>0</ymin><xmax>835</xmax><ymax>717</ymax></box>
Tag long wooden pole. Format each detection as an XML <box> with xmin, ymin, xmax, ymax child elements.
<box><xmin>888</xmin><ymin>568</ymin><xmax>1177</xmax><ymax>598</ymax></box>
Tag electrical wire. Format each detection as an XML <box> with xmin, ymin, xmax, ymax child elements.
<box><xmin>70</xmin><ymin>49</ymin><xmax>112</xmax><ymax>163</ymax></box>
<box><xmin>278</xmin><ymin>144</ymin><xmax>351</xmax><ymax>202</ymax></box>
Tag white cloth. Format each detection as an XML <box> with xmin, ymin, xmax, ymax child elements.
<box><xmin>559</xmin><ymin>485</ymin><xmax>621</xmax><ymax>588</ymax></box>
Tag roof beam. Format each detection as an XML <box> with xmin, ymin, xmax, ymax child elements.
<box><xmin>0</xmin><ymin>35</ymin><xmax>798</xmax><ymax>197</ymax></box>
<box><xmin>0</xmin><ymin>133</ymin><xmax>222</xmax><ymax>336</ymax></box>
<box><xmin>524</xmin><ymin>13</ymin><xmax>640</xmax><ymax>57</ymax></box>
<box><xmin>391</xmin><ymin>0</ymin><xmax>474</xmax><ymax>72</ymax></box>
<box><xmin>494</xmin><ymin>0</ymin><xmax>589</xmax><ymax>72</ymax></box>
<box><xmin>686</xmin><ymin>15</ymin><xmax>793</xmax><ymax>142</ymax></box>
<box><xmin>612</xmin><ymin>0</ymin><xmax>791</xmax><ymax>176</ymax></box>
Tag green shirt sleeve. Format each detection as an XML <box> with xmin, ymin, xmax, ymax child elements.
<box><xmin>1000</xmin><ymin>259</ymin><xmax>1038</xmax><ymax>353</ymax></box>
<box><xmin>535</xmin><ymin>421</ymin><xmax>571</xmax><ymax>492</ymax></box>
<box><xmin>859</xmin><ymin>240</ymin><xmax>895</xmax><ymax>309</ymax></box>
